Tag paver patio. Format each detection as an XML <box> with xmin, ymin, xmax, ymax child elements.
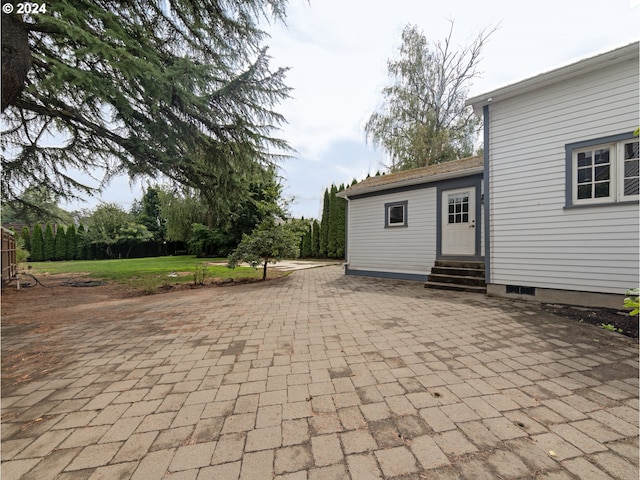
<box><xmin>1</xmin><ymin>265</ymin><xmax>638</xmax><ymax>479</ymax></box>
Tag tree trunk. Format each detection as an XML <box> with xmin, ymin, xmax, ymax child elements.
<box><xmin>1</xmin><ymin>14</ymin><xmax>32</xmax><ymax>111</ymax></box>
<box><xmin>262</xmin><ymin>258</ymin><xmax>268</xmax><ymax>280</ymax></box>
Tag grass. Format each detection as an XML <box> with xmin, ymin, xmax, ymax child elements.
<box><xmin>25</xmin><ymin>255</ymin><xmax>267</xmax><ymax>291</ymax></box>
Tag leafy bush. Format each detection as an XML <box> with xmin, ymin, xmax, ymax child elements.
<box><xmin>228</xmin><ymin>220</ymin><xmax>302</xmax><ymax>280</ymax></box>
<box><xmin>624</xmin><ymin>288</ymin><xmax>639</xmax><ymax>316</ymax></box>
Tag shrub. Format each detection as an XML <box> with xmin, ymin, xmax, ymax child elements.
<box><xmin>30</xmin><ymin>224</ymin><xmax>44</xmax><ymax>262</ymax></box>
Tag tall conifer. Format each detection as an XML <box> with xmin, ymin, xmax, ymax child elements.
<box><xmin>319</xmin><ymin>189</ymin><xmax>331</xmax><ymax>257</ymax></box>
<box><xmin>30</xmin><ymin>224</ymin><xmax>43</xmax><ymax>261</ymax></box>
<box><xmin>54</xmin><ymin>226</ymin><xmax>67</xmax><ymax>261</ymax></box>
<box><xmin>43</xmin><ymin>223</ymin><xmax>55</xmax><ymax>261</ymax></box>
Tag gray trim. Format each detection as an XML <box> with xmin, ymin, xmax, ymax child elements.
<box><xmin>564</xmin><ymin>200</ymin><xmax>639</xmax><ymax>210</ymax></box>
<box><xmin>483</xmin><ymin>105</ymin><xmax>490</xmax><ymax>285</ymax></box>
<box><xmin>345</xmin><ymin>266</ymin><xmax>427</xmax><ymax>282</ymax></box>
<box><xmin>435</xmin><ymin>174</ymin><xmax>483</xmax><ymax>258</ymax></box>
<box><xmin>565</xmin><ymin>131</ymin><xmax>636</xmax><ymax>207</ymax></box>
<box><xmin>384</xmin><ymin>200</ymin><xmax>408</xmax><ymax>228</ymax></box>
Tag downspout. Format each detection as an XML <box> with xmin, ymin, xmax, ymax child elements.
<box><xmin>483</xmin><ymin>104</ymin><xmax>491</xmax><ymax>285</ymax></box>
<box><xmin>343</xmin><ymin>196</ymin><xmax>350</xmax><ymax>274</ymax></box>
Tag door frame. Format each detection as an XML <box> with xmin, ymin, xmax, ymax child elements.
<box><xmin>436</xmin><ymin>175</ymin><xmax>483</xmax><ymax>260</ymax></box>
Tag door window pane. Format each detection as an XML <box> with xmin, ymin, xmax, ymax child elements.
<box><xmin>447</xmin><ymin>192</ymin><xmax>470</xmax><ymax>224</ymax></box>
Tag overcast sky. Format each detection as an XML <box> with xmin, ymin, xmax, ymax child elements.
<box><xmin>64</xmin><ymin>0</ymin><xmax>639</xmax><ymax>219</ymax></box>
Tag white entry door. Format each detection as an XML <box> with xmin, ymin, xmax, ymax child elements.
<box><xmin>441</xmin><ymin>187</ymin><xmax>476</xmax><ymax>255</ymax></box>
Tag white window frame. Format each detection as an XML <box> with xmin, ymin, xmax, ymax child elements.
<box><xmin>567</xmin><ymin>134</ymin><xmax>639</xmax><ymax>207</ymax></box>
<box><xmin>384</xmin><ymin>201</ymin><xmax>408</xmax><ymax>228</ymax></box>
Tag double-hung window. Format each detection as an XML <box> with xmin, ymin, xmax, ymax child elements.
<box><xmin>568</xmin><ymin>135</ymin><xmax>639</xmax><ymax>206</ymax></box>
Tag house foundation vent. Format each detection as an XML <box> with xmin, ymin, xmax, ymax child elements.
<box><xmin>506</xmin><ymin>285</ymin><xmax>536</xmax><ymax>296</ymax></box>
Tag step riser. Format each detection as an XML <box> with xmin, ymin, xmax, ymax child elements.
<box><xmin>434</xmin><ymin>261</ymin><xmax>485</xmax><ymax>270</ymax></box>
<box><xmin>430</xmin><ymin>267</ymin><xmax>485</xmax><ymax>278</ymax></box>
<box><xmin>424</xmin><ymin>282</ymin><xmax>486</xmax><ymax>294</ymax></box>
<box><xmin>428</xmin><ymin>274</ymin><xmax>486</xmax><ymax>287</ymax></box>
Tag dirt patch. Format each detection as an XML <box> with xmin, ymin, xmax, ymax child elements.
<box><xmin>541</xmin><ymin>303</ymin><xmax>638</xmax><ymax>342</ymax></box>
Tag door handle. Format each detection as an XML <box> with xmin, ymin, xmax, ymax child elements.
<box><xmin>469</xmin><ymin>220</ymin><xmax>475</xmax><ymax>228</ymax></box>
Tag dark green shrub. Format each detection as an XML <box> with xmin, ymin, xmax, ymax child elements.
<box><xmin>54</xmin><ymin>226</ymin><xmax>67</xmax><ymax>261</ymax></box>
<box><xmin>43</xmin><ymin>223</ymin><xmax>55</xmax><ymax>261</ymax></box>
<box><xmin>30</xmin><ymin>224</ymin><xmax>44</xmax><ymax>261</ymax></box>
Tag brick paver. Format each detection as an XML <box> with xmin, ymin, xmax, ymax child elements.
<box><xmin>2</xmin><ymin>265</ymin><xmax>638</xmax><ymax>479</ymax></box>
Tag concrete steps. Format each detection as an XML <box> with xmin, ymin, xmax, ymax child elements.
<box><xmin>424</xmin><ymin>260</ymin><xmax>486</xmax><ymax>294</ymax></box>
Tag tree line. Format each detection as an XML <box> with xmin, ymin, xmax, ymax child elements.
<box><xmin>299</xmin><ymin>182</ymin><xmax>352</xmax><ymax>259</ymax></box>
<box><xmin>9</xmin><ymin>179</ymin><xmax>356</xmax><ymax>263</ymax></box>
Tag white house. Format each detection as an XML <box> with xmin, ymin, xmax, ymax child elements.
<box><xmin>341</xmin><ymin>42</ymin><xmax>639</xmax><ymax>308</ymax></box>
<box><xmin>465</xmin><ymin>41</ymin><xmax>639</xmax><ymax>308</ymax></box>
<box><xmin>337</xmin><ymin>155</ymin><xmax>486</xmax><ymax>289</ymax></box>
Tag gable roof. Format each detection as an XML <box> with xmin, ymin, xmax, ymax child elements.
<box><xmin>338</xmin><ymin>155</ymin><xmax>483</xmax><ymax>198</ymax></box>
<box><xmin>466</xmin><ymin>41</ymin><xmax>639</xmax><ymax>112</ymax></box>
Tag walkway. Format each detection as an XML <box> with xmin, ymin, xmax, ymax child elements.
<box><xmin>2</xmin><ymin>266</ymin><xmax>638</xmax><ymax>479</ymax></box>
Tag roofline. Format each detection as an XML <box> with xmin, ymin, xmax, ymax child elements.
<box><xmin>337</xmin><ymin>166</ymin><xmax>484</xmax><ymax>199</ymax></box>
<box><xmin>466</xmin><ymin>41</ymin><xmax>639</xmax><ymax>111</ymax></box>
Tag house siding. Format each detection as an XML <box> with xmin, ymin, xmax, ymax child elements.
<box><xmin>487</xmin><ymin>56</ymin><xmax>639</xmax><ymax>294</ymax></box>
<box><xmin>347</xmin><ymin>188</ymin><xmax>437</xmax><ymax>277</ymax></box>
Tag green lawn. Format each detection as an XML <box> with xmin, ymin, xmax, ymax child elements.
<box><xmin>26</xmin><ymin>255</ymin><xmax>266</xmax><ymax>291</ymax></box>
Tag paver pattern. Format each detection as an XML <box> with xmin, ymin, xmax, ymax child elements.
<box><xmin>2</xmin><ymin>265</ymin><xmax>638</xmax><ymax>479</ymax></box>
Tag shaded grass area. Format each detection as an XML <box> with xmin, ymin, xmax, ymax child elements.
<box><xmin>26</xmin><ymin>256</ymin><xmax>265</xmax><ymax>292</ymax></box>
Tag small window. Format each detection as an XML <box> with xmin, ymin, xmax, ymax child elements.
<box><xmin>385</xmin><ymin>201</ymin><xmax>408</xmax><ymax>228</ymax></box>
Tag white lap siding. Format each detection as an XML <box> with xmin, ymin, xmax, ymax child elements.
<box><xmin>488</xmin><ymin>57</ymin><xmax>639</xmax><ymax>294</ymax></box>
<box><xmin>347</xmin><ymin>188</ymin><xmax>437</xmax><ymax>276</ymax></box>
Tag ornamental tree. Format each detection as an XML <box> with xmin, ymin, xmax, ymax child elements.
<box><xmin>228</xmin><ymin>220</ymin><xmax>302</xmax><ymax>280</ymax></box>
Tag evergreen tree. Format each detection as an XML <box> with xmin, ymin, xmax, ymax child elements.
<box><xmin>136</xmin><ymin>186</ymin><xmax>166</xmax><ymax>252</ymax></box>
<box><xmin>43</xmin><ymin>223</ymin><xmax>55</xmax><ymax>261</ymax></box>
<box><xmin>66</xmin><ymin>224</ymin><xmax>77</xmax><ymax>260</ymax></box>
<box><xmin>76</xmin><ymin>224</ymin><xmax>87</xmax><ymax>260</ymax></box>
<box><xmin>319</xmin><ymin>188</ymin><xmax>331</xmax><ymax>257</ymax></box>
<box><xmin>311</xmin><ymin>220</ymin><xmax>320</xmax><ymax>258</ymax></box>
<box><xmin>54</xmin><ymin>225</ymin><xmax>67</xmax><ymax>261</ymax></box>
<box><xmin>20</xmin><ymin>226</ymin><xmax>31</xmax><ymax>254</ymax></box>
<box><xmin>2</xmin><ymin>1</ymin><xmax>291</xmax><ymax>217</ymax></box>
<box><xmin>300</xmin><ymin>224</ymin><xmax>312</xmax><ymax>258</ymax></box>
<box><xmin>30</xmin><ymin>224</ymin><xmax>43</xmax><ymax>261</ymax></box>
